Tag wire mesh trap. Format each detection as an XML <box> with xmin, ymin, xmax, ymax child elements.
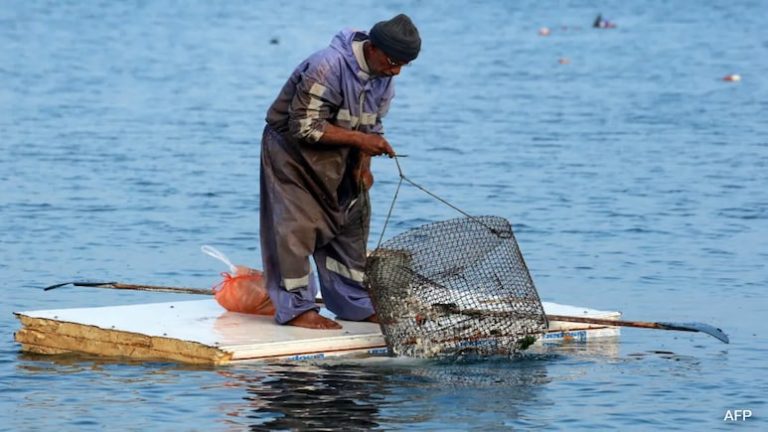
<box><xmin>366</xmin><ymin>216</ymin><xmax>548</xmax><ymax>359</ymax></box>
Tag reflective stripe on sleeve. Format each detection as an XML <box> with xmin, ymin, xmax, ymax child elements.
<box><xmin>298</xmin><ymin>118</ymin><xmax>324</xmax><ymax>142</ymax></box>
<box><xmin>308</xmin><ymin>83</ymin><xmax>328</xmax><ymax>98</ymax></box>
<box><xmin>360</xmin><ymin>112</ymin><xmax>377</xmax><ymax>125</ymax></box>
<box><xmin>336</xmin><ymin>109</ymin><xmax>359</xmax><ymax>128</ymax></box>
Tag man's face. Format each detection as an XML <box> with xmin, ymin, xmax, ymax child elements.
<box><xmin>369</xmin><ymin>45</ymin><xmax>408</xmax><ymax>77</ymax></box>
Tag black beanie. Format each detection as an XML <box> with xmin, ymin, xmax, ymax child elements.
<box><xmin>369</xmin><ymin>14</ymin><xmax>421</xmax><ymax>63</ymax></box>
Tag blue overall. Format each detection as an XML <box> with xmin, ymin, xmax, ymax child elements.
<box><xmin>260</xmin><ymin>29</ymin><xmax>394</xmax><ymax>324</ymax></box>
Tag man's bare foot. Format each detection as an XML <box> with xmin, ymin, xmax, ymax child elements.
<box><xmin>286</xmin><ymin>310</ymin><xmax>342</xmax><ymax>330</ymax></box>
<box><xmin>364</xmin><ymin>313</ymin><xmax>379</xmax><ymax>323</ymax></box>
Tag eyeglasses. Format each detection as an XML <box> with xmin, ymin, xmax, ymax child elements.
<box><xmin>383</xmin><ymin>53</ymin><xmax>409</xmax><ymax>68</ymax></box>
<box><xmin>371</xmin><ymin>43</ymin><xmax>410</xmax><ymax>68</ymax></box>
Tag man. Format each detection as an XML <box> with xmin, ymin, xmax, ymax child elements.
<box><xmin>260</xmin><ymin>14</ymin><xmax>421</xmax><ymax>329</ymax></box>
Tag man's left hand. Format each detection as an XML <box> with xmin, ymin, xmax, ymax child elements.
<box><xmin>355</xmin><ymin>154</ymin><xmax>374</xmax><ymax>190</ymax></box>
<box><xmin>360</xmin><ymin>168</ymin><xmax>374</xmax><ymax>190</ymax></box>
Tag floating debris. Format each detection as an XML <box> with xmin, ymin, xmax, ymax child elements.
<box><xmin>593</xmin><ymin>14</ymin><xmax>617</xmax><ymax>29</ymax></box>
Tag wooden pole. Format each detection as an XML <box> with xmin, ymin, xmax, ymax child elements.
<box><xmin>44</xmin><ymin>281</ymin><xmax>213</xmax><ymax>296</ymax></box>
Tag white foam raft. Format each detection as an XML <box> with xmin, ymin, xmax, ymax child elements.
<box><xmin>14</xmin><ymin>299</ymin><xmax>621</xmax><ymax>365</ymax></box>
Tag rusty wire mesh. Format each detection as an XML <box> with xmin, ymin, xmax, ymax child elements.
<box><xmin>366</xmin><ymin>216</ymin><xmax>548</xmax><ymax>359</ymax></box>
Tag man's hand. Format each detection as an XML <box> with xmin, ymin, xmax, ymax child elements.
<box><xmin>357</xmin><ymin>134</ymin><xmax>395</xmax><ymax>157</ymax></box>
<box><xmin>355</xmin><ymin>154</ymin><xmax>374</xmax><ymax>190</ymax></box>
<box><xmin>319</xmin><ymin>124</ymin><xmax>396</xmax><ymax>158</ymax></box>
<box><xmin>361</xmin><ymin>169</ymin><xmax>374</xmax><ymax>190</ymax></box>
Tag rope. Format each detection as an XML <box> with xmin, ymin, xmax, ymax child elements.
<box><xmin>375</xmin><ymin>156</ymin><xmax>508</xmax><ymax>251</ymax></box>
<box><xmin>374</xmin><ymin>165</ymin><xmax>404</xmax><ymax>251</ymax></box>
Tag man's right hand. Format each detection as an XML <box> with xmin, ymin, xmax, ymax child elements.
<box><xmin>357</xmin><ymin>133</ymin><xmax>395</xmax><ymax>157</ymax></box>
<box><xmin>319</xmin><ymin>124</ymin><xmax>396</xmax><ymax>157</ymax></box>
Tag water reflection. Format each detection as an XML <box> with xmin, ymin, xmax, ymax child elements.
<box><xmin>11</xmin><ymin>339</ymin><xmax>627</xmax><ymax>430</ymax></box>
<box><xmin>221</xmin><ymin>356</ymin><xmax>556</xmax><ymax>430</ymax></box>
<box><xmin>220</xmin><ymin>363</ymin><xmax>385</xmax><ymax>431</ymax></box>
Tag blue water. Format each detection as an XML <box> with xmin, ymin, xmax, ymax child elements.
<box><xmin>2</xmin><ymin>1</ymin><xmax>767</xmax><ymax>430</ymax></box>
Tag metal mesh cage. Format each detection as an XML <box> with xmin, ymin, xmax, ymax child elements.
<box><xmin>366</xmin><ymin>216</ymin><xmax>548</xmax><ymax>359</ymax></box>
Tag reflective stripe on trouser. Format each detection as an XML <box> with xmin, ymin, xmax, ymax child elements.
<box><xmin>313</xmin><ymin>247</ymin><xmax>373</xmax><ymax>321</ymax></box>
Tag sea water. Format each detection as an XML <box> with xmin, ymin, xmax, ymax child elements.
<box><xmin>1</xmin><ymin>1</ymin><xmax>766</xmax><ymax>430</ymax></box>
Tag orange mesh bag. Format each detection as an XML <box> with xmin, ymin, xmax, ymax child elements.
<box><xmin>203</xmin><ymin>246</ymin><xmax>274</xmax><ymax>315</ymax></box>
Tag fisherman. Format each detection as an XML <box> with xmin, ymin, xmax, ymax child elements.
<box><xmin>260</xmin><ymin>14</ymin><xmax>421</xmax><ymax>329</ymax></box>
